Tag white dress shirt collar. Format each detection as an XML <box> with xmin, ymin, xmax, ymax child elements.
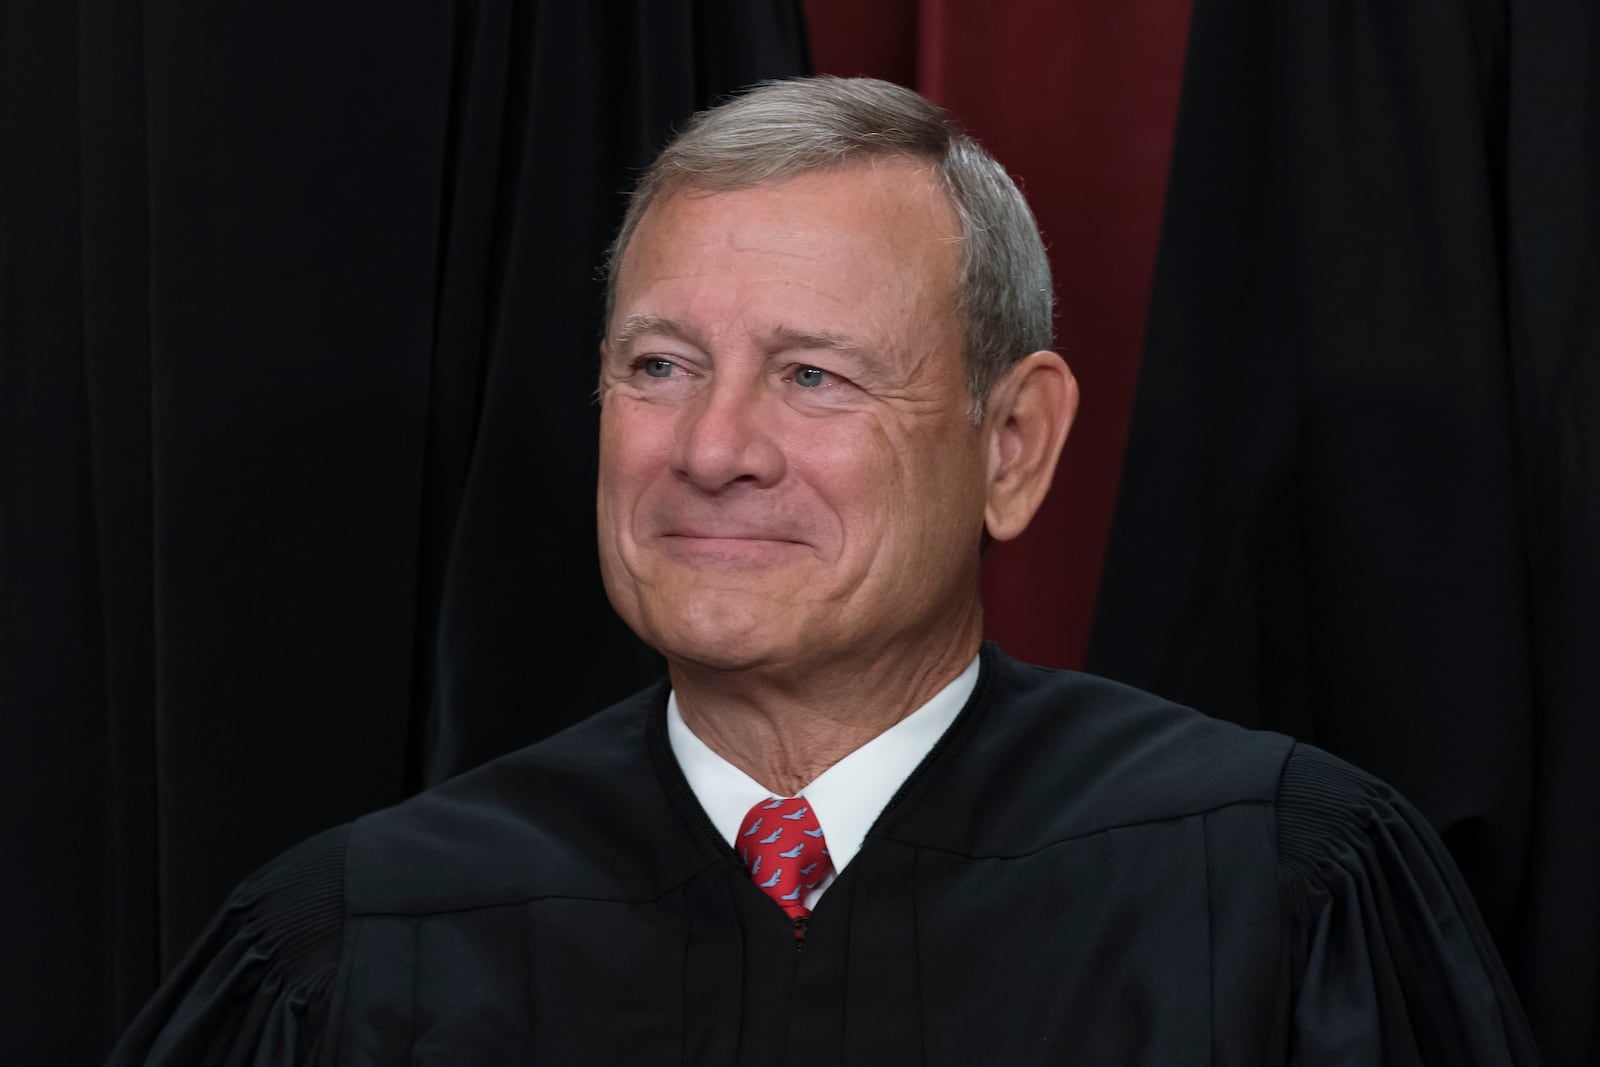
<box><xmin>666</xmin><ymin>654</ymin><xmax>980</xmax><ymax>877</ymax></box>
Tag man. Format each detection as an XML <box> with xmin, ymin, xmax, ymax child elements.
<box><xmin>112</xmin><ymin>77</ymin><xmax>1539</xmax><ymax>1065</ymax></box>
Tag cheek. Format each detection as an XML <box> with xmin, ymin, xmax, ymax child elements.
<box><xmin>598</xmin><ymin>402</ymin><xmax>674</xmax><ymax>524</ymax></box>
<box><xmin>885</xmin><ymin>426</ymin><xmax>988</xmax><ymax>553</ymax></box>
<box><xmin>794</xmin><ymin>420</ymin><xmax>917</xmax><ymax>552</ymax></box>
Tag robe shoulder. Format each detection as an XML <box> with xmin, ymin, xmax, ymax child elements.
<box><xmin>909</xmin><ymin>648</ymin><xmax>1542</xmax><ymax>1063</ymax></box>
<box><xmin>889</xmin><ymin>647</ymin><xmax>1300</xmax><ymax>856</ymax></box>
<box><xmin>1273</xmin><ymin>744</ymin><xmax>1544</xmax><ymax>1065</ymax></box>
<box><xmin>341</xmin><ymin>678</ymin><xmax>715</xmax><ymax>914</ymax></box>
<box><xmin>106</xmin><ymin>825</ymin><xmax>348</xmax><ymax>1066</ymax></box>
<box><xmin>107</xmin><ymin>681</ymin><xmax>694</xmax><ymax>1064</ymax></box>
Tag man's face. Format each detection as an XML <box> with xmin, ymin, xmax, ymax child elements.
<box><xmin>597</xmin><ymin>159</ymin><xmax>991</xmax><ymax>675</ymax></box>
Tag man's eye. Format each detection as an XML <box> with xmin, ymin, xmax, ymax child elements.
<box><xmin>642</xmin><ymin>359</ymin><xmax>675</xmax><ymax>379</ymax></box>
<box><xmin>794</xmin><ymin>366</ymin><xmax>827</xmax><ymax>388</ymax></box>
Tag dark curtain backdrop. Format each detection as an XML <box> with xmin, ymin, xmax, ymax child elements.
<box><xmin>1089</xmin><ymin>1</ymin><xmax>1598</xmax><ymax>1064</ymax></box>
<box><xmin>1</xmin><ymin>2</ymin><xmax>807</xmax><ymax>1061</ymax></box>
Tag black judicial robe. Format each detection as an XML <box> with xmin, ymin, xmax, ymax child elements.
<box><xmin>110</xmin><ymin>645</ymin><xmax>1541</xmax><ymax>1065</ymax></box>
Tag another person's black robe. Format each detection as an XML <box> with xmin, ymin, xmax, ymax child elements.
<box><xmin>109</xmin><ymin>645</ymin><xmax>1540</xmax><ymax>1065</ymax></box>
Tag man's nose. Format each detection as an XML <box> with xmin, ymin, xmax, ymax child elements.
<box><xmin>670</xmin><ymin>376</ymin><xmax>786</xmax><ymax>491</ymax></box>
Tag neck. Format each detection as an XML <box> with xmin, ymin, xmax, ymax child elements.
<box><xmin>670</xmin><ymin>620</ymin><xmax>981</xmax><ymax>797</ymax></box>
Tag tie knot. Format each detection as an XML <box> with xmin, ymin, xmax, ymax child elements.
<box><xmin>737</xmin><ymin>796</ymin><xmax>832</xmax><ymax>926</ymax></box>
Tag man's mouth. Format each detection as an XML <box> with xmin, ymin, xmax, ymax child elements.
<box><xmin>656</xmin><ymin>530</ymin><xmax>809</xmax><ymax>564</ymax></box>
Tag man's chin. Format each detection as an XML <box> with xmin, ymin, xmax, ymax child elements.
<box><xmin>648</xmin><ymin>624</ymin><xmax>800</xmax><ymax>675</ymax></box>
<box><xmin>662</xmin><ymin>643</ymin><xmax>783</xmax><ymax>675</ymax></box>
<box><xmin>634</xmin><ymin>596</ymin><xmax>814</xmax><ymax>676</ymax></box>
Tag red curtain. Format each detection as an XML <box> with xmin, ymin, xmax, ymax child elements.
<box><xmin>805</xmin><ymin>0</ymin><xmax>1193</xmax><ymax>668</ymax></box>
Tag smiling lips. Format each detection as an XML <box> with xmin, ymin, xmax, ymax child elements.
<box><xmin>656</xmin><ymin>528</ymin><xmax>810</xmax><ymax>564</ymax></box>
<box><xmin>663</xmin><ymin>526</ymin><xmax>800</xmax><ymax>543</ymax></box>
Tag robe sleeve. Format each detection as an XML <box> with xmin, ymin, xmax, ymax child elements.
<box><xmin>106</xmin><ymin>825</ymin><xmax>350</xmax><ymax>1067</ymax></box>
<box><xmin>1275</xmin><ymin>746</ymin><xmax>1543</xmax><ymax>1065</ymax></box>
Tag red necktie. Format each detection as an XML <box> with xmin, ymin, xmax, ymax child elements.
<box><xmin>737</xmin><ymin>796</ymin><xmax>832</xmax><ymax>933</ymax></box>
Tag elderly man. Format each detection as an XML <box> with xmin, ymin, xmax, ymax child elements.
<box><xmin>112</xmin><ymin>77</ymin><xmax>1538</xmax><ymax>1065</ymax></box>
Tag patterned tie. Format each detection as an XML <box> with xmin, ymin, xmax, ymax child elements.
<box><xmin>737</xmin><ymin>796</ymin><xmax>833</xmax><ymax>933</ymax></box>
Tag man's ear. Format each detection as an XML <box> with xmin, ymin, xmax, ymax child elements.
<box><xmin>983</xmin><ymin>351</ymin><xmax>1078</xmax><ymax>543</ymax></box>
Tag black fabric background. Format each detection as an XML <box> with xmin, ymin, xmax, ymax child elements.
<box><xmin>0</xmin><ymin>2</ymin><xmax>807</xmax><ymax>1061</ymax></box>
<box><xmin>1090</xmin><ymin>0</ymin><xmax>1598</xmax><ymax>1063</ymax></box>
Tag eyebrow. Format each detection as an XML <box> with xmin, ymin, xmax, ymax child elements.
<box><xmin>610</xmin><ymin>314</ymin><xmax>694</xmax><ymax>351</ymax></box>
<box><xmin>609</xmin><ymin>315</ymin><xmax>871</xmax><ymax>362</ymax></box>
<box><xmin>769</xmin><ymin>323</ymin><xmax>869</xmax><ymax>361</ymax></box>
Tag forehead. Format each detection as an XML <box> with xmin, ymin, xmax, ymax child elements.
<box><xmin>612</xmin><ymin>160</ymin><xmax>963</xmax><ymax>346</ymax></box>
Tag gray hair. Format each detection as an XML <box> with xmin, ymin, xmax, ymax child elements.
<box><xmin>604</xmin><ymin>76</ymin><xmax>1053</xmax><ymax>421</ymax></box>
